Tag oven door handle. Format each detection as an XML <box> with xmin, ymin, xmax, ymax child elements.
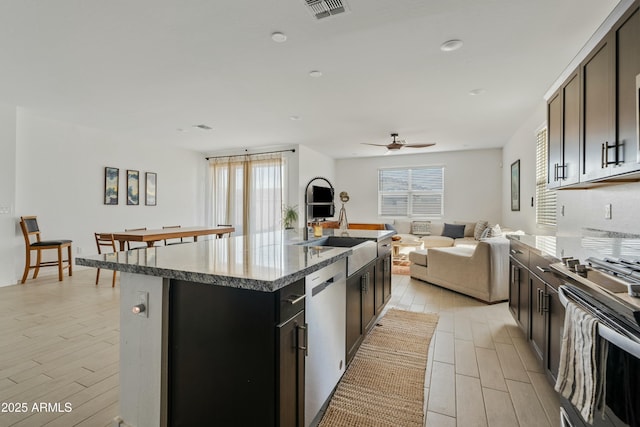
<box><xmin>558</xmin><ymin>286</ymin><xmax>640</xmax><ymax>359</ymax></box>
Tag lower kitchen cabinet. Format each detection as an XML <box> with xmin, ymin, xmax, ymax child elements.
<box><xmin>545</xmin><ymin>285</ymin><xmax>565</xmax><ymax>383</ymax></box>
<box><xmin>346</xmin><ymin>261</ymin><xmax>375</xmax><ymax>364</ymax></box>
<box><xmin>375</xmin><ymin>253</ymin><xmax>392</xmax><ymax>312</ymax></box>
<box><xmin>509</xmin><ymin>259</ymin><xmax>530</xmax><ymax>334</ymax></box>
<box><xmin>530</xmin><ymin>274</ymin><xmax>546</xmax><ymax>361</ymax></box>
<box><xmin>168</xmin><ymin>278</ymin><xmax>306</xmax><ymax>426</ymax></box>
<box><xmin>509</xmin><ymin>239</ymin><xmax>565</xmax><ymax>384</ymax></box>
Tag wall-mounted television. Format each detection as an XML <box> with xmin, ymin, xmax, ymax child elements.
<box><xmin>309</xmin><ymin>185</ymin><xmax>335</xmax><ymax>219</ymax></box>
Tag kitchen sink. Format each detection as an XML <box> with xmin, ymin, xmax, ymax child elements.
<box><xmin>297</xmin><ymin>236</ymin><xmax>367</xmax><ymax>248</ymax></box>
<box><xmin>296</xmin><ymin>236</ymin><xmax>377</xmax><ymax>276</ymax></box>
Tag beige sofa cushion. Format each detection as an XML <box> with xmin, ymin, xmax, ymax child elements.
<box><xmin>420</xmin><ymin>235</ymin><xmax>454</xmax><ymax>248</ymax></box>
<box><xmin>409</xmin><ymin>249</ymin><xmax>429</xmax><ymax>266</ymax></box>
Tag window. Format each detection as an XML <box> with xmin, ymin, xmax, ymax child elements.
<box><xmin>208</xmin><ymin>154</ymin><xmax>285</xmax><ymax>235</ymax></box>
<box><xmin>535</xmin><ymin>127</ymin><xmax>556</xmax><ymax>226</ymax></box>
<box><xmin>378</xmin><ymin>166</ymin><xmax>444</xmax><ymax>217</ymax></box>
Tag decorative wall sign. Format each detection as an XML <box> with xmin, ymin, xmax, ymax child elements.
<box><xmin>511</xmin><ymin>159</ymin><xmax>520</xmax><ymax>211</ymax></box>
<box><xmin>104</xmin><ymin>167</ymin><xmax>119</xmax><ymax>205</ymax></box>
<box><xmin>127</xmin><ymin>170</ymin><xmax>140</xmax><ymax>205</ymax></box>
<box><xmin>145</xmin><ymin>172</ymin><xmax>157</xmax><ymax>206</ymax></box>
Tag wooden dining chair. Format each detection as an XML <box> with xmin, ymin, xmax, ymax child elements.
<box><xmin>162</xmin><ymin>225</ymin><xmax>189</xmax><ymax>245</ymax></box>
<box><xmin>19</xmin><ymin>216</ymin><xmax>73</xmax><ymax>284</ymax></box>
<box><xmin>94</xmin><ymin>233</ymin><xmax>117</xmax><ymax>287</ymax></box>
<box><xmin>125</xmin><ymin>227</ymin><xmax>147</xmax><ymax>250</ymax></box>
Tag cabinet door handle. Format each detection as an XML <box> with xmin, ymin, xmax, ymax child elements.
<box><xmin>297</xmin><ymin>323</ymin><xmax>308</xmax><ymax>357</ymax></box>
<box><xmin>554</xmin><ymin>163</ymin><xmax>558</xmax><ymax>181</ymax></box>
<box><xmin>536</xmin><ymin>266</ymin><xmax>551</xmax><ymax>274</ymax></box>
<box><xmin>510</xmin><ymin>249</ymin><xmax>523</xmax><ymax>255</ymax></box>
<box><xmin>537</xmin><ymin>289</ymin><xmax>543</xmax><ymax>315</ymax></box>
<box><xmin>543</xmin><ymin>294</ymin><xmax>550</xmax><ymax>313</ymax></box>
<box><xmin>286</xmin><ymin>294</ymin><xmax>306</xmax><ymax>305</ymax></box>
<box><xmin>601</xmin><ymin>142</ymin><xmax>606</xmax><ymax>168</ymax></box>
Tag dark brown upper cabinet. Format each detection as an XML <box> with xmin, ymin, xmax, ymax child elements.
<box><xmin>612</xmin><ymin>6</ymin><xmax>640</xmax><ymax>176</ymax></box>
<box><xmin>581</xmin><ymin>35</ymin><xmax>615</xmax><ymax>182</ymax></box>
<box><xmin>548</xmin><ymin>2</ymin><xmax>640</xmax><ymax>189</ymax></box>
<box><xmin>547</xmin><ymin>72</ymin><xmax>580</xmax><ymax>189</ymax></box>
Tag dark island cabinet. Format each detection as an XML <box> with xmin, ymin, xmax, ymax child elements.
<box><xmin>168</xmin><ymin>278</ymin><xmax>306</xmax><ymax>427</ymax></box>
<box><xmin>346</xmin><ymin>261</ymin><xmax>376</xmax><ymax>364</ymax></box>
<box><xmin>375</xmin><ymin>252</ymin><xmax>392</xmax><ymax>312</ymax></box>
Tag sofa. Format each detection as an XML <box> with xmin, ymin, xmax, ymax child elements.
<box><xmin>390</xmin><ymin>219</ymin><xmax>510</xmax><ymax>303</ymax></box>
<box><xmin>409</xmin><ymin>237</ymin><xmax>509</xmax><ymax>303</ymax></box>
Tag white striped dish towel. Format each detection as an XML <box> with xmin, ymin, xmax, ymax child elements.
<box><xmin>554</xmin><ymin>300</ymin><xmax>608</xmax><ymax>424</ymax></box>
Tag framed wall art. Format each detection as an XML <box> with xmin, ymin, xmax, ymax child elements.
<box><xmin>104</xmin><ymin>167</ymin><xmax>119</xmax><ymax>205</ymax></box>
<box><xmin>127</xmin><ymin>170</ymin><xmax>140</xmax><ymax>205</ymax></box>
<box><xmin>511</xmin><ymin>159</ymin><xmax>520</xmax><ymax>211</ymax></box>
<box><xmin>145</xmin><ymin>172</ymin><xmax>157</xmax><ymax>206</ymax></box>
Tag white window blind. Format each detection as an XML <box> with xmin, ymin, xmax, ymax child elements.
<box><xmin>378</xmin><ymin>166</ymin><xmax>444</xmax><ymax>217</ymax></box>
<box><xmin>535</xmin><ymin>127</ymin><xmax>556</xmax><ymax>226</ymax></box>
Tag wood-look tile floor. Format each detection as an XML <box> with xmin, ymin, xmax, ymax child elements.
<box><xmin>388</xmin><ymin>274</ymin><xmax>560</xmax><ymax>427</ymax></box>
<box><xmin>0</xmin><ymin>269</ymin><xmax>559</xmax><ymax>427</ymax></box>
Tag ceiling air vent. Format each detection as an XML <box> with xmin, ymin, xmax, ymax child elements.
<box><xmin>303</xmin><ymin>0</ymin><xmax>349</xmax><ymax>20</ymax></box>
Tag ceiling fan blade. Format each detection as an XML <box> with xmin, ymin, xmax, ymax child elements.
<box><xmin>405</xmin><ymin>143</ymin><xmax>436</xmax><ymax>148</ymax></box>
<box><xmin>361</xmin><ymin>143</ymin><xmax>392</xmax><ymax>147</ymax></box>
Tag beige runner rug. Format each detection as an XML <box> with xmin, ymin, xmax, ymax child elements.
<box><xmin>319</xmin><ymin>308</ymin><xmax>438</xmax><ymax>427</ymax></box>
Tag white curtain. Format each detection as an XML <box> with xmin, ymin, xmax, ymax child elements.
<box><xmin>207</xmin><ymin>153</ymin><xmax>284</xmax><ymax>236</ymax></box>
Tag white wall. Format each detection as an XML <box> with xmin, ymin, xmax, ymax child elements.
<box><xmin>0</xmin><ymin>104</ymin><xmax>18</xmax><ymax>286</ymax></box>
<box><xmin>298</xmin><ymin>145</ymin><xmax>336</xmax><ymax>227</ymax></box>
<box><xmin>335</xmin><ymin>148</ymin><xmax>503</xmax><ymax>226</ymax></box>
<box><xmin>9</xmin><ymin>109</ymin><xmax>205</xmax><ymax>284</ymax></box>
<box><xmin>556</xmin><ymin>181</ymin><xmax>640</xmax><ymax>235</ymax></box>
<box><xmin>501</xmin><ymin>102</ymin><xmax>549</xmax><ymax>235</ymax></box>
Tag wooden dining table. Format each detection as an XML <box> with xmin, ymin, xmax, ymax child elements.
<box><xmin>111</xmin><ymin>226</ymin><xmax>235</xmax><ymax>251</ymax></box>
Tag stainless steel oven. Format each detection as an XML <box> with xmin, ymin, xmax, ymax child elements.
<box><xmin>552</xmin><ymin>257</ymin><xmax>640</xmax><ymax>427</ymax></box>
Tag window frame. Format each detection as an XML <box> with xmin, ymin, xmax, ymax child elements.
<box><xmin>535</xmin><ymin>126</ymin><xmax>557</xmax><ymax>228</ymax></box>
<box><xmin>377</xmin><ymin>165</ymin><xmax>445</xmax><ymax>218</ymax></box>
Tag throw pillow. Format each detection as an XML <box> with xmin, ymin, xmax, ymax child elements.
<box><xmin>441</xmin><ymin>223</ymin><xmax>465</xmax><ymax>239</ymax></box>
<box><xmin>411</xmin><ymin>221</ymin><xmax>431</xmax><ymax>236</ymax></box>
<box><xmin>491</xmin><ymin>223</ymin><xmax>502</xmax><ymax>237</ymax></box>
<box><xmin>474</xmin><ymin>220</ymin><xmax>489</xmax><ymax>240</ymax></box>
<box><xmin>480</xmin><ymin>227</ymin><xmax>491</xmax><ymax>239</ymax></box>
<box><xmin>455</xmin><ymin>221</ymin><xmax>476</xmax><ymax>238</ymax></box>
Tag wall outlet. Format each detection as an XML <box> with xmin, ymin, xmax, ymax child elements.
<box><xmin>605</xmin><ymin>204</ymin><xmax>612</xmax><ymax>220</ymax></box>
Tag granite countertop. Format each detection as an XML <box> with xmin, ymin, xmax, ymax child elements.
<box><xmin>76</xmin><ymin>231</ymin><xmax>354</xmax><ymax>292</ymax></box>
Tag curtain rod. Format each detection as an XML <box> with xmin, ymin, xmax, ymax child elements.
<box><xmin>205</xmin><ymin>148</ymin><xmax>295</xmax><ymax>160</ymax></box>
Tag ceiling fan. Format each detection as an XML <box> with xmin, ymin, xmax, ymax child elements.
<box><xmin>362</xmin><ymin>133</ymin><xmax>436</xmax><ymax>151</ymax></box>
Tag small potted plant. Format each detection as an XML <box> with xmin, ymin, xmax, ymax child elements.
<box><xmin>282</xmin><ymin>205</ymin><xmax>299</xmax><ymax>229</ymax></box>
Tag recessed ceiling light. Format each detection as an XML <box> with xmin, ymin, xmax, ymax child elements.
<box><xmin>271</xmin><ymin>32</ymin><xmax>287</xmax><ymax>43</ymax></box>
<box><xmin>440</xmin><ymin>39</ymin><xmax>463</xmax><ymax>52</ymax></box>
<box><xmin>289</xmin><ymin>115</ymin><xmax>301</xmax><ymax>121</ymax></box>
<box><xmin>193</xmin><ymin>124</ymin><xmax>214</xmax><ymax>130</ymax></box>
<box><xmin>309</xmin><ymin>70</ymin><xmax>323</xmax><ymax>77</ymax></box>
<box><xmin>468</xmin><ymin>88</ymin><xmax>486</xmax><ymax>96</ymax></box>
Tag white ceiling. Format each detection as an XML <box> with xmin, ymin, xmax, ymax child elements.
<box><xmin>0</xmin><ymin>0</ymin><xmax>619</xmax><ymax>159</ymax></box>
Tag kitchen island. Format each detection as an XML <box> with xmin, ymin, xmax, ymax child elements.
<box><xmin>76</xmin><ymin>229</ymin><xmax>394</xmax><ymax>427</ymax></box>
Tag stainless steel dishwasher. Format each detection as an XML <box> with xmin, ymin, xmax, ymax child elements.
<box><xmin>304</xmin><ymin>258</ymin><xmax>347</xmax><ymax>427</ymax></box>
